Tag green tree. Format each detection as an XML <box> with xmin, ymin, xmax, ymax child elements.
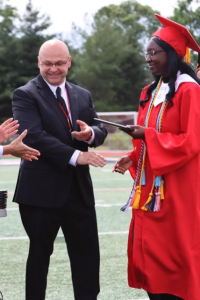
<box><xmin>71</xmin><ymin>0</ymin><xmax>161</xmax><ymax>112</ymax></box>
<box><xmin>15</xmin><ymin>0</ymin><xmax>55</xmax><ymax>86</ymax></box>
<box><xmin>0</xmin><ymin>0</ymin><xmax>18</xmax><ymax>120</ymax></box>
<box><xmin>170</xmin><ymin>0</ymin><xmax>200</xmax><ymax>66</ymax></box>
<box><xmin>0</xmin><ymin>0</ymin><xmax>56</xmax><ymax>122</ymax></box>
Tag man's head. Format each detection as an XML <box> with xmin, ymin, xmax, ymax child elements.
<box><xmin>38</xmin><ymin>39</ymin><xmax>71</xmax><ymax>86</ymax></box>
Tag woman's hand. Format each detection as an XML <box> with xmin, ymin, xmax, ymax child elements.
<box><xmin>0</xmin><ymin>118</ymin><xmax>19</xmax><ymax>143</ymax></box>
<box><xmin>3</xmin><ymin>130</ymin><xmax>40</xmax><ymax>161</ymax></box>
<box><xmin>112</xmin><ymin>155</ymin><xmax>133</xmax><ymax>174</ymax></box>
<box><xmin>120</xmin><ymin>125</ymin><xmax>145</xmax><ymax>139</ymax></box>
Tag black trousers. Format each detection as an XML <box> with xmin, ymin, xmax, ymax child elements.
<box><xmin>147</xmin><ymin>292</ymin><xmax>184</xmax><ymax>300</ymax></box>
<box><xmin>19</xmin><ymin>181</ymin><xmax>99</xmax><ymax>300</ymax></box>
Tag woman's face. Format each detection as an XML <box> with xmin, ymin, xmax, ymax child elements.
<box><xmin>197</xmin><ymin>70</ymin><xmax>200</xmax><ymax>80</ymax></box>
<box><xmin>145</xmin><ymin>39</ymin><xmax>169</xmax><ymax>77</ymax></box>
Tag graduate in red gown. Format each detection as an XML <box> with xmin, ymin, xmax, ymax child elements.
<box><xmin>113</xmin><ymin>15</ymin><xmax>200</xmax><ymax>300</ymax></box>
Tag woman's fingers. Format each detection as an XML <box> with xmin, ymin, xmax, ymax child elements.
<box><xmin>3</xmin><ymin>120</ymin><xmax>19</xmax><ymax>132</ymax></box>
<box><xmin>17</xmin><ymin>130</ymin><xmax>28</xmax><ymax>141</ymax></box>
<box><xmin>22</xmin><ymin>154</ymin><xmax>39</xmax><ymax>161</ymax></box>
<box><xmin>1</xmin><ymin>118</ymin><xmax>15</xmax><ymax>128</ymax></box>
<box><xmin>9</xmin><ymin>129</ymin><xmax>40</xmax><ymax>159</ymax></box>
<box><xmin>0</xmin><ymin>120</ymin><xmax>19</xmax><ymax>140</ymax></box>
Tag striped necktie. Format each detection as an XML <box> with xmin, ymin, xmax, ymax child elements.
<box><xmin>56</xmin><ymin>86</ymin><xmax>73</xmax><ymax>134</ymax></box>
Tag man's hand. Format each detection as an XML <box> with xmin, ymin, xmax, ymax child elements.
<box><xmin>112</xmin><ymin>155</ymin><xmax>133</xmax><ymax>174</ymax></box>
<box><xmin>3</xmin><ymin>130</ymin><xmax>40</xmax><ymax>161</ymax></box>
<box><xmin>77</xmin><ymin>151</ymin><xmax>106</xmax><ymax>167</ymax></box>
<box><xmin>0</xmin><ymin>118</ymin><xmax>19</xmax><ymax>143</ymax></box>
<box><xmin>71</xmin><ymin>120</ymin><xmax>92</xmax><ymax>141</ymax></box>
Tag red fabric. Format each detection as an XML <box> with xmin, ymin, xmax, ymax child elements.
<box><xmin>127</xmin><ymin>151</ymin><xmax>137</xmax><ymax>179</ymax></box>
<box><xmin>127</xmin><ymin>81</ymin><xmax>200</xmax><ymax>300</ymax></box>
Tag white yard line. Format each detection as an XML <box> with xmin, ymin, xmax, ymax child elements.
<box><xmin>6</xmin><ymin>204</ymin><xmax>125</xmax><ymax>211</ymax></box>
<box><xmin>0</xmin><ymin>159</ymin><xmax>20</xmax><ymax>166</ymax></box>
<box><xmin>5</xmin><ymin>187</ymin><xmax>131</xmax><ymax>195</ymax></box>
<box><xmin>0</xmin><ymin>231</ymin><xmax>129</xmax><ymax>240</ymax></box>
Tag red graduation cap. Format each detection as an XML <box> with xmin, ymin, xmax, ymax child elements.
<box><xmin>152</xmin><ymin>14</ymin><xmax>200</xmax><ymax>59</ymax></box>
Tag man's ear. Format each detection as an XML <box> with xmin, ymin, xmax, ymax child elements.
<box><xmin>37</xmin><ymin>56</ymin><xmax>41</xmax><ymax>69</ymax></box>
<box><xmin>68</xmin><ymin>56</ymin><xmax>72</xmax><ymax>68</ymax></box>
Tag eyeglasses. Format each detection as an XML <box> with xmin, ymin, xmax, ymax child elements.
<box><xmin>39</xmin><ymin>57</ymin><xmax>70</xmax><ymax>68</ymax></box>
<box><xmin>144</xmin><ymin>50</ymin><xmax>165</xmax><ymax>59</ymax></box>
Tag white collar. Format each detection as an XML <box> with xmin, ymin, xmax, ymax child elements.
<box><xmin>154</xmin><ymin>74</ymin><xmax>199</xmax><ymax>107</ymax></box>
<box><xmin>43</xmin><ymin>78</ymin><xmax>66</xmax><ymax>96</ymax></box>
<box><xmin>175</xmin><ymin>74</ymin><xmax>198</xmax><ymax>91</ymax></box>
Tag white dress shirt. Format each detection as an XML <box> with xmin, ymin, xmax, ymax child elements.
<box><xmin>43</xmin><ymin>79</ymin><xmax>95</xmax><ymax>166</ymax></box>
<box><xmin>0</xmin><ymin>145</ymin><xmax>3</xmax><ymax>159</ymax></box>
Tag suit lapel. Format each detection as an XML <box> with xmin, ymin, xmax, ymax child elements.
<box><xmin>66</xmin><ymin>81</ymin><xmax>79</xmax><ymax>132</ymax></box>
<box><xmin>35</xmin><ymin>75</ymin><xmax>71</xmax><ymax>135</ymax></box>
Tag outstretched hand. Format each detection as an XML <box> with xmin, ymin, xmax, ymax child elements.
<box><xmin>120</xmin><ymin>125</ymin><xmax>145</xmax><ymax>139</ymax></box>
<box><xmin>71</xmin><ymin>120</ymin><xmax>92</xmax><ymax>141</ymax></box>
<box><xmin>0</xmin><ymin>118</ymin><xmax>19</xmax><ymax>143</ymax></box>
<box><xmin>3</xmin><ymin>130</ymin><xmax>40</xmax><ymax>161</ymax></box>
<box><xmin>112</xmin><ymin>155</ymin><xmax>133</xmax><ymax>174</ymax></box>
<box><xmin>77</xmin><ymin>151</ymin><xmax>106</xmax><ymax>168</ymax></box>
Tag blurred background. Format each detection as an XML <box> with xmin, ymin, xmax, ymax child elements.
<box><xmin>0</xmin><ymin>2</ymin><xmax>200</xmax><ymax>299</ymax></box>
<box><xmin>0</xmin><ymin>0</ymin><xmax>200</xmax><ymax>150</ymax></box>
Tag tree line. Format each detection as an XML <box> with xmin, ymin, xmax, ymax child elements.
<box><xmin>0</xmin><ymin>0</ymin><xmax>200</xmax><ymax>122</ymax></box>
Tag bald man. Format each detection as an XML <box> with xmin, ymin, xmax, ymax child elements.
<box><xmin>12</xmin><ymin>39</ymin><xmax>107</xmax><ymax>300</ymax></box>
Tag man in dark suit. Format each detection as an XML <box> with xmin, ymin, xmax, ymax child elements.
<box><xmin>12</xmin><ymin>39</ymin><xmax>107</xmax><ymax>300</ymax></box>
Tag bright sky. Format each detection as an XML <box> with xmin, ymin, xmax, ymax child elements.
<box><xmin>8</xmin><ymin>0</ymin><xmax>180</xmax><ymax>35</ymax></box>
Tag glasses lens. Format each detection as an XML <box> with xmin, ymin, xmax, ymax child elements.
<box><xmin>43</xmin><ymin>62</ymin><xmax>53</xmax><ymax>67</ymax></box>
<box><xmin>145</xmin><ymin>51</ymin><xmax>155</xmax><ymax>59</ymax></box>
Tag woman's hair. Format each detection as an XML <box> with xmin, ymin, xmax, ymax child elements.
<box><xmin>197</xmin><ymin>53</ymin><xmax>200</xmax><ymax>64</ymax></box>
<box><xmin>197</xmin><ymin>53</ymin><xmax>200</xmax><ymax>69</ymax></box>
<box><xmin>140</xmin><ymin>37</ymin><xmax>200</xmax><ymax>108</ymax></box>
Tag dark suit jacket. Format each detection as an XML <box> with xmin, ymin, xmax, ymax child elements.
<box><xmin>12</xmin><ymin>75</ymin><xmax>107</xmax><ymax>208</ymax></box>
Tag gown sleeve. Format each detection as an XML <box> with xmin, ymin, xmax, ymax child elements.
<box><xmin>145</xmin><ymin>83</ymin><xmax>200</xmax><ymax>176</ymax></box>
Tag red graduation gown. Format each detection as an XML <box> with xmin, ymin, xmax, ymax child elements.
<box><xmin>127</xmin><ymin>81</ymin><xmax>200</xmax><ymax>300</ymax></box>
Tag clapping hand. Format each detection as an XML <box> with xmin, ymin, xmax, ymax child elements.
<box><xmin>3</xmin><ymin>130</ymin><xmax>40</xmax><ymax>161</ymax></box>
<box><xmin>0</xmin><ymin>118</ymin><xmax>19</xmax><ymax>143</ymax></box>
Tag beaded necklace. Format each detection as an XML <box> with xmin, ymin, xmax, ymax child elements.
<box><xmin>121</xmin><ymin>74</ymin><xmax>180</xmax><ymax>212</ymax></box>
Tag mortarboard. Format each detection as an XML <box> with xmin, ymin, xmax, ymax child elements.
<box><xmin>152</xmin><ymin>14</ymin><xmax>200</xmax><ymax>59</ymax></box>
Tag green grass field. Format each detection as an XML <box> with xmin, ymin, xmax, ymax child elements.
<box><xmin>0</xmin><ymin>161</ymin><xmax>147</xmax><ymax>300</ymax></box>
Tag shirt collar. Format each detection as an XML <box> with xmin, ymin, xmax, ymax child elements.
<box><xmin>43</xmin><ymin>78</ymin><xmax>66</xmax><ymax>96</ymax></box>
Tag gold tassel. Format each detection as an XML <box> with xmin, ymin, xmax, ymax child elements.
<box><xmin>141</xmin><ymin>192</ymin><xmax>153</xmax><ymax>211</ymax></box>
<box><xmin>160</xmin><ymin>180</ymin><xmax>164</xmax><ymax>200</ymax></box>
<box><xmin>133</xmin><ymin>186</ymin><xmax>141</xmax><ymax>209</ymax></box>
<box><xmin>185</xmin><ymin>47</ymin><xmax>190</xmax><ymax>65</ymax></box>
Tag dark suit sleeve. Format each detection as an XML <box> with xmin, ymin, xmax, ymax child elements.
<box><xmin>12</xmin><ymin>88</ymin><xmax>76</xmax><ymax>170</ymax></box>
